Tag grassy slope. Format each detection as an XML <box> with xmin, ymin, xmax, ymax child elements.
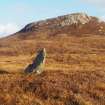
<box><xmin>0</xmin><ymin>35</ymin><xmax>105</xmax><ymax>104</ymax></box>
<box><xmin>0</xmin><ymin>35</ymin><xmax>105</xmax><ymax>72</ymax></box>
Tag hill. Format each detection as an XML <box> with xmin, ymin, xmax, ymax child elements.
<box><xmin>0</xmin><ymin>13</ymin><xmax>105</xmax><ymax>105</ymax></box>
<box><xmin>0</xmin><ymin>13</ymin><xmax>105</xmax><ymax>72</ymax></box>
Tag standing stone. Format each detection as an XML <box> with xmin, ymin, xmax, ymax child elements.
<box><xmin>25</xmin><ymin>48</ymin><xmax>46</xmax><ymax>74</ymax></box>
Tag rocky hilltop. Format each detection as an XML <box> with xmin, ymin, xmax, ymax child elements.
<box><xmin>20</xmin><ymin>13</ymin><xmax>91</xmax><ymax>32</ymax></box>
<box><xmin>17</xmin><ymin>13</ymin><xmax>105</xmax><ymax>38</ymax></box>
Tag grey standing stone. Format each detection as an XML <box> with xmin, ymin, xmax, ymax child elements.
<box><xmin>25</xmin><ymin>48</ymin><xmax>46</xmax><ymax>74</ymax></box>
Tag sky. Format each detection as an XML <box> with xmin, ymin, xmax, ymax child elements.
<box><xmin>0</xmin><ymin>0</ymin><xmax>105</xmax><ymax>37</ymax></box>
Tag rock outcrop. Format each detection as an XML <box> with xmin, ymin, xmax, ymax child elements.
<box><xmin>25</xmin><ymin>48</ymin><xmax>46</xmax><ymax>74</ymax></box>
<box><xmin>20</xmin><ymin>13</ymin><xmax>92</xmax><ymax>33</ymax></box>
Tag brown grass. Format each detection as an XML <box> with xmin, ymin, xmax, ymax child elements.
<box><xmin>1</xmin><ymin>35</ymin><xmax>105</xmax><ymax>73</ymax></box>
<box><xmin>0</xmin><ymin>70</ymin><xmax>104</xmax><ymax>105</ymax></box>
<box><xmin>0</xmin><ymin>34</ymin><xmax>105</xmax><ymax>104</ymax></box>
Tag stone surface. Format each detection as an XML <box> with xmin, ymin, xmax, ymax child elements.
<box><xmin>60</xmin><ymin>13</ymin><xmax>91</xmax><ymax>26</ymax></box>
<box><xmin>25</xmin><ymin>48</ymin><xmax>46</xmax><ymax>74</ymax></box>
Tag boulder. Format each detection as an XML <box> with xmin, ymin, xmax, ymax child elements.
<box><xmin>25</xmin><ymin>48</ymin><xmax>46</xmax><ymax>74</ymax></box>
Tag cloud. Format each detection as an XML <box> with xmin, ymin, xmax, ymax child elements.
<box><xmin>80</xmin><ymin>0</ymin><xmax>105</xmax><ymax>7</ymax></box>
<box><xmin>0</xmin><ymin>23</ymin><xmax>20</xmax><ymax>37</ymax></box>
